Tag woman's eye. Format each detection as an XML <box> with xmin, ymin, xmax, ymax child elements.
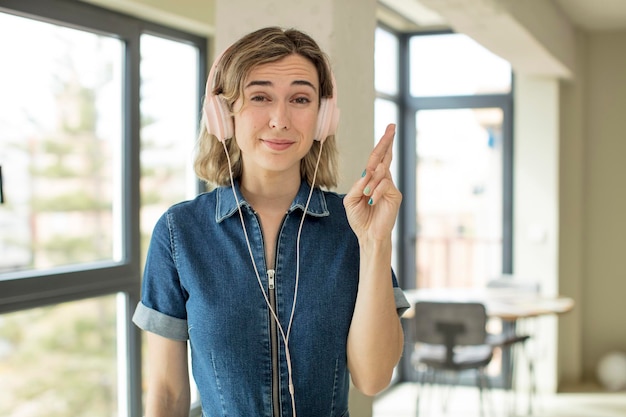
<box><xmin>293</xmin><ymin>97</ymin><xmax>311</xmax><ymax>105</ymax></box>
<box><xmin>250</xmin><ymin>95</ymin><xmax>267</xmax><ymax>102</ymax></box>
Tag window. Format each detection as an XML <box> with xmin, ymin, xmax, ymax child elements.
<box><xmin>0</xmin><ymin>1</ymin><xmax>206</xmax><ymax>415</ymax></box>
<box><xmin>139</xmin><ymin>32</ymin><xmax>203</xmax><ymax>405</ymax></box>
<box><xmin>139</xmin><ymin>33</ymin><xmax>202</xmax><ymax>261</ymax></box>
<box><xmin>374</xmin><ymin>27</ymin><xmax>513</xmax><ymax>385</ymax></box>
<box><xmin>0</xmin><ymin>296</ymin><xmax>118</xmax><ymax>416</ymax></box>
<box><xmin>409</xmin><ymin>33</ymin><xmax>511</xmax><ymax>97</ymax></box>
<box><xmin>403</xmin><ymin>31</ymin><xmax>513</xmax><ymax>291</ymax></box>
<box><xmin>415</xmin><ymin>107</ymin><xmax>506</xmax><ymax>288</ymax></box>
<box><xmin>375</xmin><ymin>26</ymin><xmax>400</xmax><ymax>96</ymax></box>
<box><xmin>0</xmin><ymin>11</ymin><xmax>124</xmax><ymax>275</ymax></box>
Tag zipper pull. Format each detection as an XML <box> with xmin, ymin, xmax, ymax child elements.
<box><xmin>267</xmin><ymin>269</ymin><xmax>275</xmax><ymax>290</ymax></box>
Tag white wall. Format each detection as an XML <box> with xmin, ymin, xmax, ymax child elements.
<box><xmin>513</xmin><ymin>75</ymin><xmax>560</xmax><ymax>392</ymax></box>
<box><xmin>557</xmin><ymin>30</ymin><xmax>586</xmax><ymax>386</ymax></box>
<box><xmin>581</xmin><ymin>31</ymin><xmax>626</xmax><ymax>379</ymax></box>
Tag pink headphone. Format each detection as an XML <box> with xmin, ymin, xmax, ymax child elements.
<box><xmin>203</xmin><ymin>50</ymin><xmax>340</xmax><ymax>143</ymax></box>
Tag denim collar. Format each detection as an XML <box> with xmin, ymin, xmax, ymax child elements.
<box><xmin>215</xmin><ymin>180</ymin><xmax>330</xmax><ymax>223</ymax></box>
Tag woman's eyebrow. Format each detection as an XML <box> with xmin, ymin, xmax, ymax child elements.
<box><xmin>245</xmin><ymin>80</ymin><xmax>272</xmax><ymax>88</ymax></box>
<box><xmin>292</xmin><ymin>80</ymin><xmax>317</xmax><ymax>92</ymax></box>
<box><xmin>244</xmin><ymin>79</ymin><xmax>317</xmax><ymax>92</ymax></box>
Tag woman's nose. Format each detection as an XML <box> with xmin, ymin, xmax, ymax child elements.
<box><xmin>269</xmin><ymin>102</ymin><xmax>290</xmax><ymax>130</ymax></box>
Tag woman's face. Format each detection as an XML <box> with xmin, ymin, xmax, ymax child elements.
<box><xmin>232</xmin><ymin>54</ymin><xmax>320</xmax><ymax>181</ymax></box>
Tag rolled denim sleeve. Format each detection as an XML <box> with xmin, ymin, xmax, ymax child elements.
<box><xmin>391</xmin><ymin>269</ymin><xmax>411</xmax><ymax>316</ymax></box>
<box><xmin>132</xmin><ymin>301</ymin><xmax>188</xmax><ymax>341</ymax></box>
<box><xmin>393</xmin><ymin>287</ymin><xmax>411</xmax><ymax>317</ymax></box>
<box><xmin>132</xmin><ymin>211</ymin><xmax>189</xmax><ymax>340</ymax></box>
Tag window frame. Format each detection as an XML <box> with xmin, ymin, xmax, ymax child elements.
<box><xmin>0</xmin><ymin>0</ymin><xmax>207</xmax><ymax>415</ymax></box>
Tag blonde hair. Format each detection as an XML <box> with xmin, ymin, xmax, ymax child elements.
<box><xmin>194</xmin><ymin>27</ymin><xmax>339</xmax><ymax>189</ymax></box>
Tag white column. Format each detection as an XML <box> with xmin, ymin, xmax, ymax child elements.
<box><xmin>514</xmin><ymin>75</ymin><xmax>560</xmax><ymax>395</ymax></box>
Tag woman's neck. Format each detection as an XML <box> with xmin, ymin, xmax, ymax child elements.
<box><xmin>239</xmin><ymin>172</ymin><xmax>301</xmax><ymax>214</ymax></box>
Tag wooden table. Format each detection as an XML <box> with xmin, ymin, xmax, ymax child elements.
<box><xmin>402</xmin><ymin>287</ymin><xmax>575</xmax><ymax>321</ymax></box>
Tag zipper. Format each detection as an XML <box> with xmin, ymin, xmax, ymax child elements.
<box><xmin>267</xmin><ymin>268</ymin><xmax>280</xmax><ymax>417</ymax></box>
<box><xmin>254</xmin><ymin>208</ymin><xmax>288</xmax><ymax>417</ymax></box>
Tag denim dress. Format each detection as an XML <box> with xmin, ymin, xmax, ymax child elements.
<box><xmin>133</xmin><ymin>181</ymin><xmax>410</xmax><ymax>417</ymax></box>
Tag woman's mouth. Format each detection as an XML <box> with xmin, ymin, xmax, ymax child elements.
<box><xmin>262</xmin><ymin>139</ymin><xmax>295</xmax><ymax>151</ymax></box>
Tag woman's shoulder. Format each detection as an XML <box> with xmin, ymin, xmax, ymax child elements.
<box><xmin>165</xmin><ymin>188</ymin><xmax>219</xmax><ymax>215</ymax></box>
<box><xmin>320</xmin><ymin>188</ymin><xmax>345</xmax><ymax>199</ymax></box>
<box><xmin>318</xmin><ymin>189</ymin><xmax>349</xmax><ymax>222</ymax></box>
<box><xmin>320</xmin><ymin>189</ymin><xmax>347</xmax><ymax>209</ymax></box>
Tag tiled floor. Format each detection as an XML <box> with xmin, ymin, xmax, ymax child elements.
<box><xmin>373</xmin><ymin>382</ymin><xmax>626</xmax><ymax>417</ymax></box>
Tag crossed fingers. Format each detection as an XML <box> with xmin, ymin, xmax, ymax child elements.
<box><xmin>361</xmin><ymin>124</ymin><xmax>395</xmax><ymax>204</ymax></box>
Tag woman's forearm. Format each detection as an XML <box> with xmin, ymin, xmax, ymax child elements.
<box><xmin>145</xmin><ymin>333</ymin><xmax>191</xmax><ymax>417</ymax></box>
<box><xmin>347</xmin><ymin>237</ymin><xmax>404</xmax><ymax>396</ymax></box>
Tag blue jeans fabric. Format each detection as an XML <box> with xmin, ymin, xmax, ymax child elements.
<box><xmin>133</xmin><ymin>181</ymin><xmax>409</xmax><ymax>417</ymax></box>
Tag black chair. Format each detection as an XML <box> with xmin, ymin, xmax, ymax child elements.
<box><xmin>411</xmin><ymin>301</ymin><xmax>495</xmax><ymax>417</ymax></box>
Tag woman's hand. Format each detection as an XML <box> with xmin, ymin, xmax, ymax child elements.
<box><xmin>344</xmin><ymin>124</ymin><xmax>404</xmax><ymax>395</ymax></box>
<box><xmin>344</xmin><ymin>123</ymin><xmax>402</xmax><ymax>242</ymax></box>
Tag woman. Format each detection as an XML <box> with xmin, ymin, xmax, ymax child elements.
<box><xmin>133</xmin><ymin>26</ymin><xmax>409</xmax><ymax>417</ymax></box>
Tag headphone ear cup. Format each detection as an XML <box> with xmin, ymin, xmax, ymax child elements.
<box><xmin>314</xmin><ymin>70</ymin><xmax>340</xmax><ymax>143</ymax></box>
<box><xmin>314</xmin><ymin>96</ymin><xmax>340</xmax><ymax>143</ymax></box>
<box><xmin>203</xmin><ymin>50</ymin><xmax>234</xmax><ymax>142</ymax></box>
<box><xmin>203</xmin><ymin>94</ymin><xmax>234</xmax><ymax>142</ymax></box>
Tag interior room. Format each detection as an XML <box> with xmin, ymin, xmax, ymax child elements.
<box><xmin>0</xmin><ymin>0</ymin><xmax>625</xmax><ymax>416</ymax></box>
